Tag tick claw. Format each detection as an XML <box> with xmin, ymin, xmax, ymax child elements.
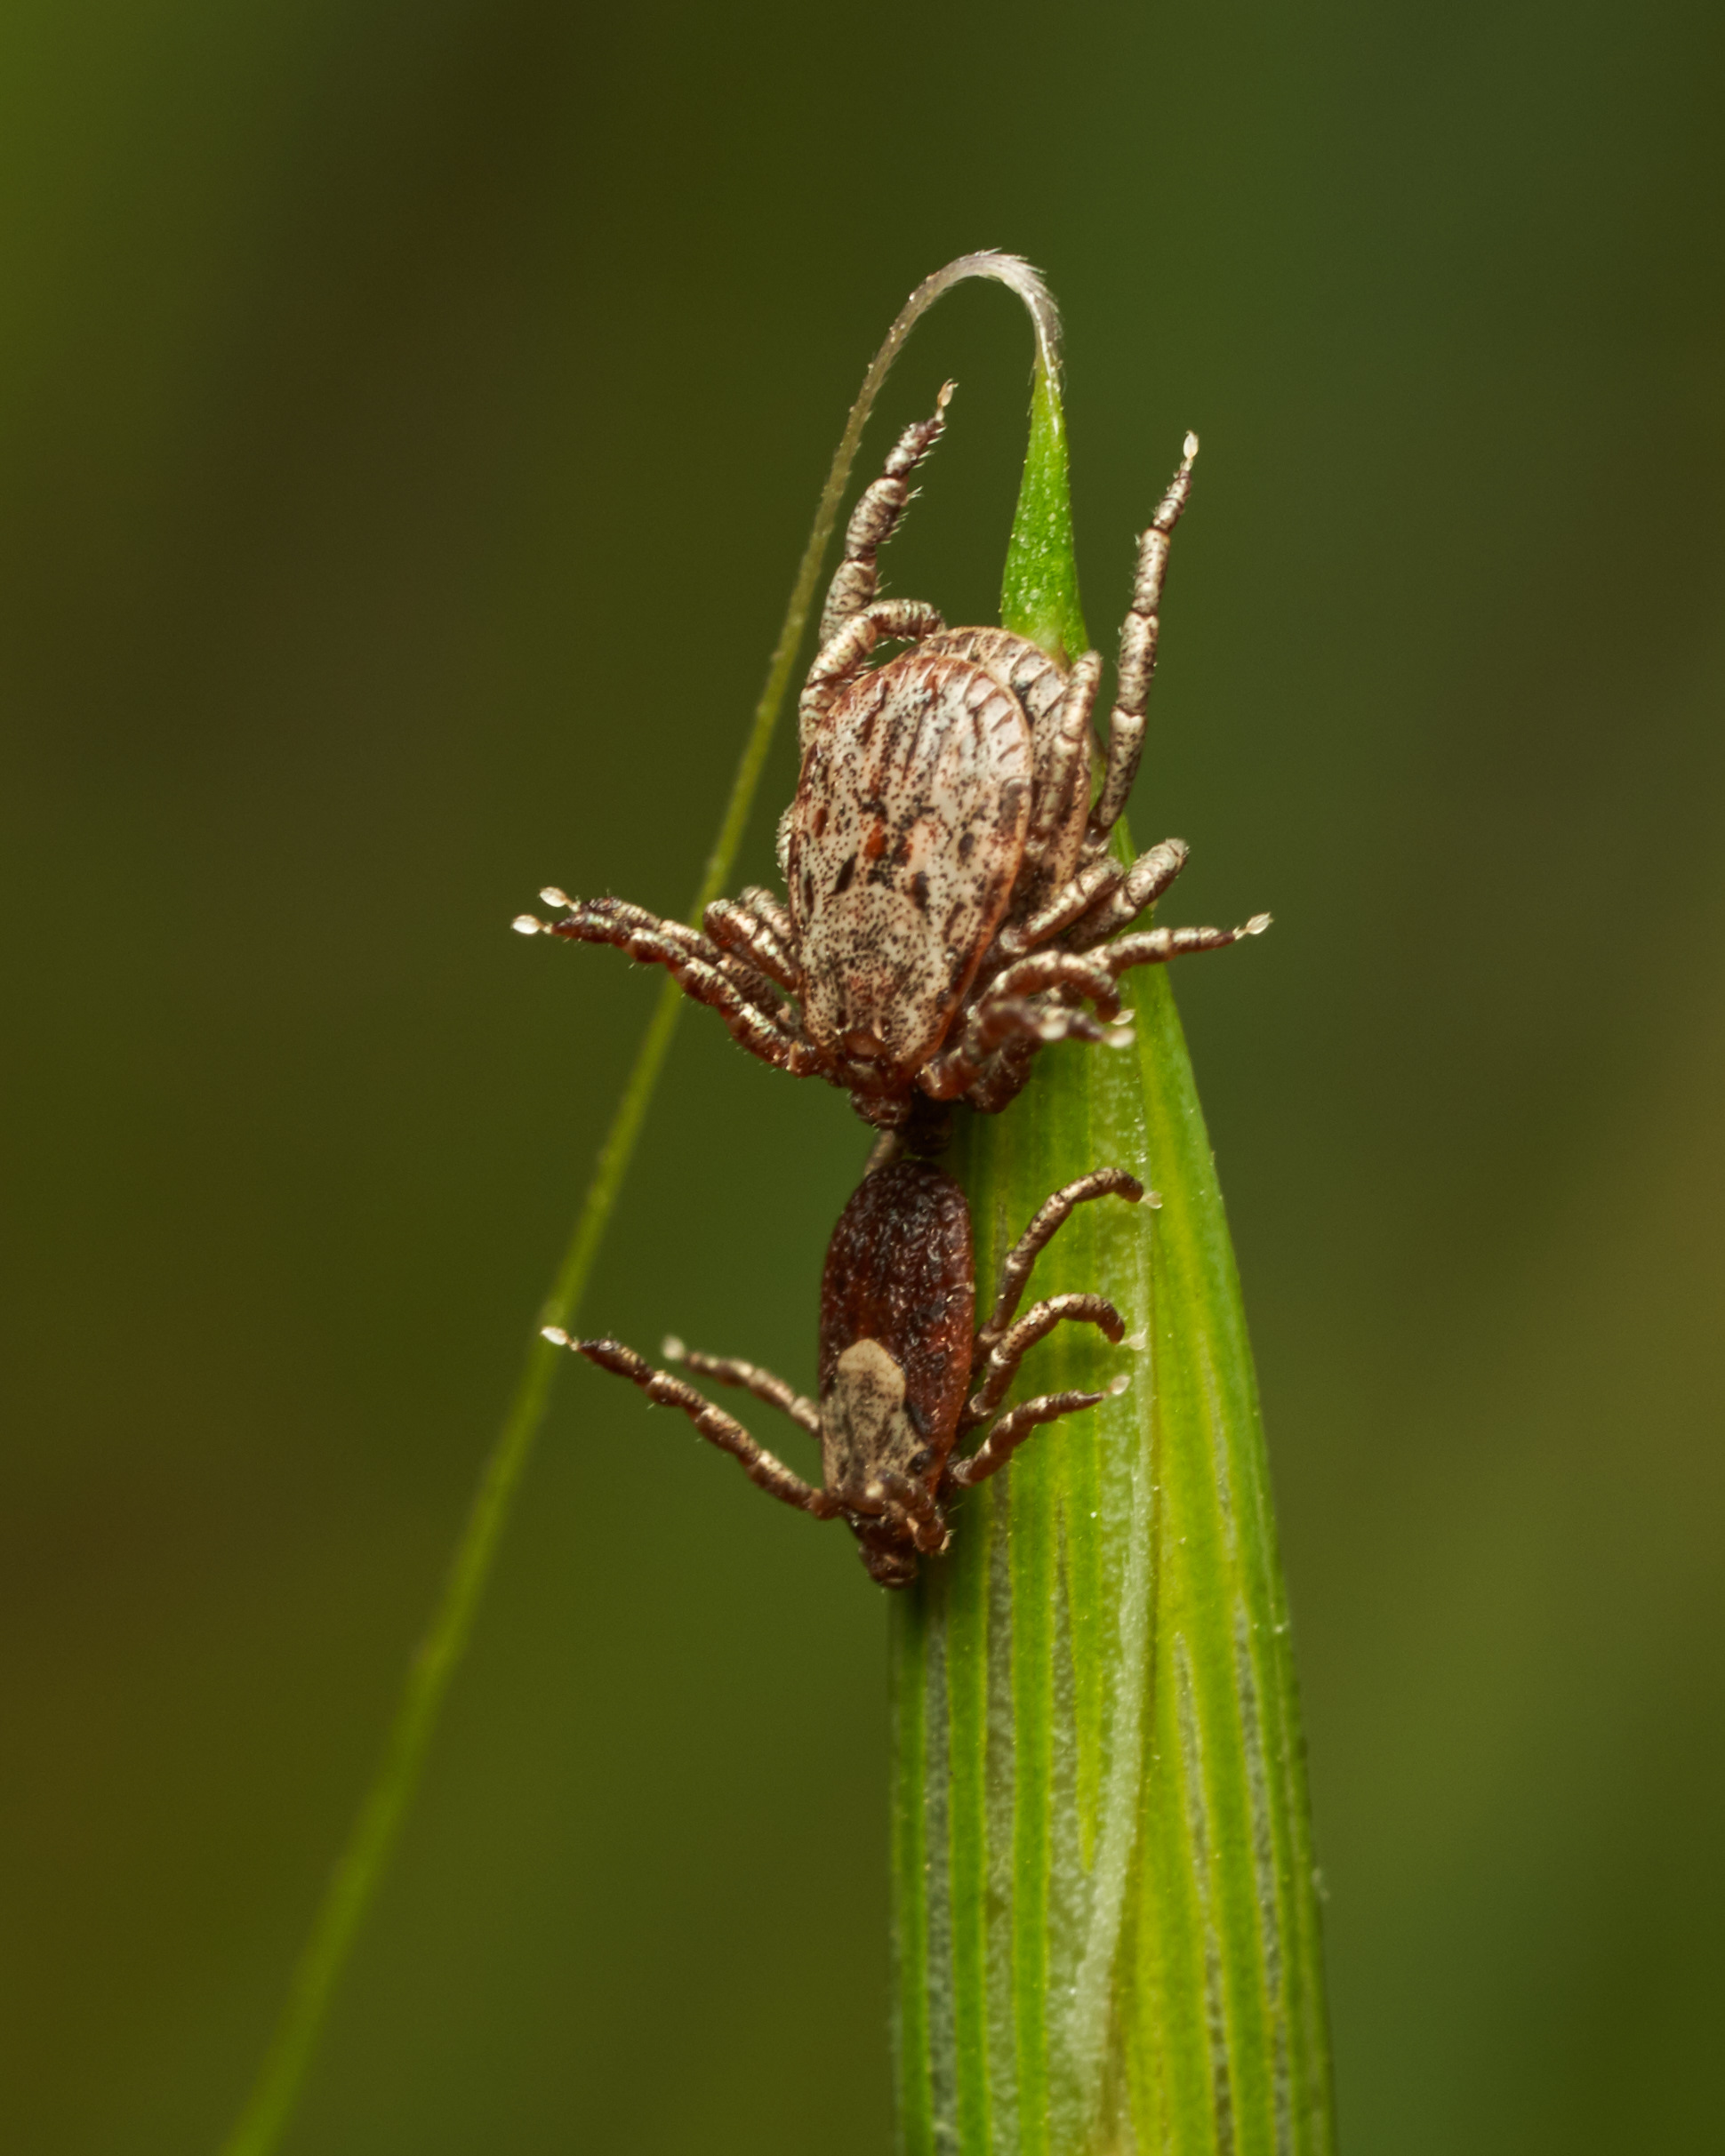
<box><xmin>540</xmin><ymin>886</ymin><xmax>573</xmax><ymax>908</ymax></box>
<box><xmin>542</xmin><ymin>1325</ymin><xmax>570</xmax><ymax>1346</ymax></box>
<box><xmin>513</xmin><ymin>914</ymin><xmax>546</xmax><ymax>935</ymax></box>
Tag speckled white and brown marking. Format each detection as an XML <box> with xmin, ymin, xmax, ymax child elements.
<box><xmin>788</xmin><ymin>653</ymin><xmax>1033</xmax><ymax>1078</ymax></box>
<box><xmin>556</xmin><ymin>1158</ymin><xmax>1147</xmax><ymax>1586</ymax></box>
<box><xmin>518</xmin><ymin>400</ymin><xmax>1267</xmax><ymax>1125</ymax></box>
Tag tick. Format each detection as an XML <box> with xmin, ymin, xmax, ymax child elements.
<box><xmin>516</xmin><ymin>389</ymin><xmax>1266</xmax><ymax>1131</ymax></box>
<box><xmin>544</xmin><ymin>1157</ymin><xmax>1146</xmax><ymax>1586</ymax></box>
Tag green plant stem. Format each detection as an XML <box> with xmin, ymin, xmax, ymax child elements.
<box><xmin>220</xmin><ymin>250</ymin><xmax>1065</xmax><ymax>2156</ymax></box>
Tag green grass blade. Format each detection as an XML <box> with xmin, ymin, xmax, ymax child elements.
<box><xmin>890</xmin><ymin>302</ymin><xmax>1336</xmax><ymax>2155</ymax></box>
<box><xmin>221</xmin><ymin>252</ymin><xmax>1060</xmax><ymax>2156</ymax></box>
<box><xmin>998</xmin><ymin>341</ymin><xmax>1087</xmax><ymax>666</ymax></box>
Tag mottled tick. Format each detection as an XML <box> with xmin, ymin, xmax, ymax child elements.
<box><xmin>545</xmin><ymin>1158</ymin><xmax>1146</xmax><ymax>1586</ymax></box>
<box><xmin>516</xmin><ymin>387</ymin><xmax>1267</xmax><ymax>1129</ymax></box>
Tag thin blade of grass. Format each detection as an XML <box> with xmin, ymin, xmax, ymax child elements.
<box><xmin>890</xmin><ymin>310</ymin><xmax>1335</xmax><ymax>2153</ymax></box>
<box><xmin>220</xmin><ymin>251</ymin><xmax>1072</xmax><ymax>2156</ymax></box>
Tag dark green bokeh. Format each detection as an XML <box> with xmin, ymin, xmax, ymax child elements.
<box><xmin>4</xmin><ymin>3</ymin><xmax>1722</xmax><ymax>2150</ymax></box>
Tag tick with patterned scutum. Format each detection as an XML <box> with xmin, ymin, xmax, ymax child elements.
<box><xmin>516</xmin><ymin>384</ymin><xmax>1268</xmax><ymax>1131</ymax></box>
<box><xmin>544</xmin><ymin>1158</ymin><xmax>1147</xmax><ymax>1585</ymax></box>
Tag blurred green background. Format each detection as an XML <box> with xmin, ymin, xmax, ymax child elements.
<box><xmin>4</xmin><ymin>0</ymin><xmax>1723</xmax><ymax>2150</ymax></box>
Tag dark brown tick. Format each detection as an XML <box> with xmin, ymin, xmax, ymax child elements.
<box><xmin>516</xmin><ymin>387</ymin><xmax>1268</xmax><ymax>1130</ymax></box>
<box><xmin>545</xmin><ymin>1158</ymin><xmax>1146</xmax><ymax>1586</ymax></box>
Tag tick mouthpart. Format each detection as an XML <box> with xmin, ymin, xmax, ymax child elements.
<box><xmin>539</xmin><ymin>886</ymin><xmax>573</xmax><ymax>908</ymax></box>
<box><xmin>542</xmin><ymin>1326</ymin><xmax>570</xmax><ymax>1346</ymax></box>
<box><xmin>512</xmin><ymin>914</ymin><xmax>546</xmax><ymax>935</ymax></box>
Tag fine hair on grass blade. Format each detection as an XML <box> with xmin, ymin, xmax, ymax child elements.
<box><xmin>891</xmin><ymin>295</ymin><xmax>1336</xmax><ymax>2152</ymax></box>
<box><xmin>218</xmin><ymin>252</ymin><xmax>1071</xmax><ymax>2156</ymax></box>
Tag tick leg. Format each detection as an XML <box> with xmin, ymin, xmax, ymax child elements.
<box><xmin>1087</xmin><ymin>434</ymin><xmax>1199</xmax><ymax>852</ymax></box>
<box><xmin>1102</xmin><ymin>914</ymin><xmax>1272</xmax><ymax>980</ymax></box>
<box><xmin>887</xmin><ymin>1475</ymin><xmax>949</xmax><ymax>1556</ymax></box>
<box><xmin>798</xmin><ymin>597</ymin><xmax>946</xmax><ymax>749</ymax></box>
<box><xmin>1063</xmin><ymin>838</ymin><xmax>1190</xmax><ymax>950</ymax></box>
<box><xmin>963</xmin><ymin>1039</ymin><xmax>1039</xmax><ymax>1114</ymax></box>
<box><xmin>922</xmin><ymin>1008</ymin><xmax>1099</xmax><ymax>1112</ymax></box>
<box><xmin>951</xmin><ymin>953</ymin><xmax>1142</xmax><ymax>1088</ymax></box>
<box><xmin>536</xmin><ymin>894</ymin><xmax>783</xmax><ymax>1014</ymax></box>
<box><xmin>947</xmin><ymin>1383</ymin><xmax>1124</xmax><ymax>1490</ymax></box>
<box><xmin>976</xmin><ymin>1167</ymin><xmax>1145</xmax><ymax>1356</ymax></box>
<box><xmin>961</xmin><ymin>1293</ymin><xmax>1126</xmax><ymax>1429</ymax></box>
<box><xmin>739</xmin><ymin>884</ymin><xmax>797</xmax><ymax>952</ymax></box>
<box><xmin>1023</xmin><ymin>649</ymin><xmax>1102</xmax><ymax>872</ymax></box>
<box><xmin>661</xmin><ymin>1337</ymin><xmax>820</xmax><ymax>1438</ymax></box>
<box><xmin>964</xmin><ymin>991</ymin><xmax>1128</xmax><ymax>1065</ymax></box>
<box><xmin>996</xmin><ymin>858</ymin><xmax>1127</xmax><ymax>961</ymax></box>
<box><xmin>984</xmin><ymin>950</ymin><xmax>1125</xmax><ymax>1022</ymax></box>
<box><xmin>550</xmin><ymin>1333</ymin><xmax>841</xmax><ymax>1518</ymax></box>
<box><xmin>817</xmin><ymin>384</ymin><xmax>953</xmax><ymax>648</ymax></box>
<box><xmin>846</xmin><ymin>1471</ymin><xmax>948</xmax><ymax>1556</ymax></box>
<box><xmin>922</xmin><ymin>1000</ymin><xmax>1121</xmax><ymax>1103</ymax></box>
<box><xmin>515</xmin><ymin>896</ymin><xmax>798</xmax><ymax>1070</ymax></box>
<box><xmin>954</xmin><ymin>908</ymin><xmax>1262</xmax><ymax>1106</ymax></box>
<box><xmin>704</xmin><ymin>897</ymin><xmax>803</xmax><ymax>994</ymax></box>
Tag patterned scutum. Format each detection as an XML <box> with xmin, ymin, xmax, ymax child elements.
<box><xmin>790</xmin><ymin>654</ymin><xmax>1033</xmax><ymax>1078</ymax></box>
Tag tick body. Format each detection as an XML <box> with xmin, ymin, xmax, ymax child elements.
<box><xmin>516</xmin><ymin>389</ymin><xmax>1268</xmax><ymax>1128</ymax></box>
<box><xmin>548</xmin><ymin>1158</ymin><xmax>1146</xmax><ymax>1586</ymax></box>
